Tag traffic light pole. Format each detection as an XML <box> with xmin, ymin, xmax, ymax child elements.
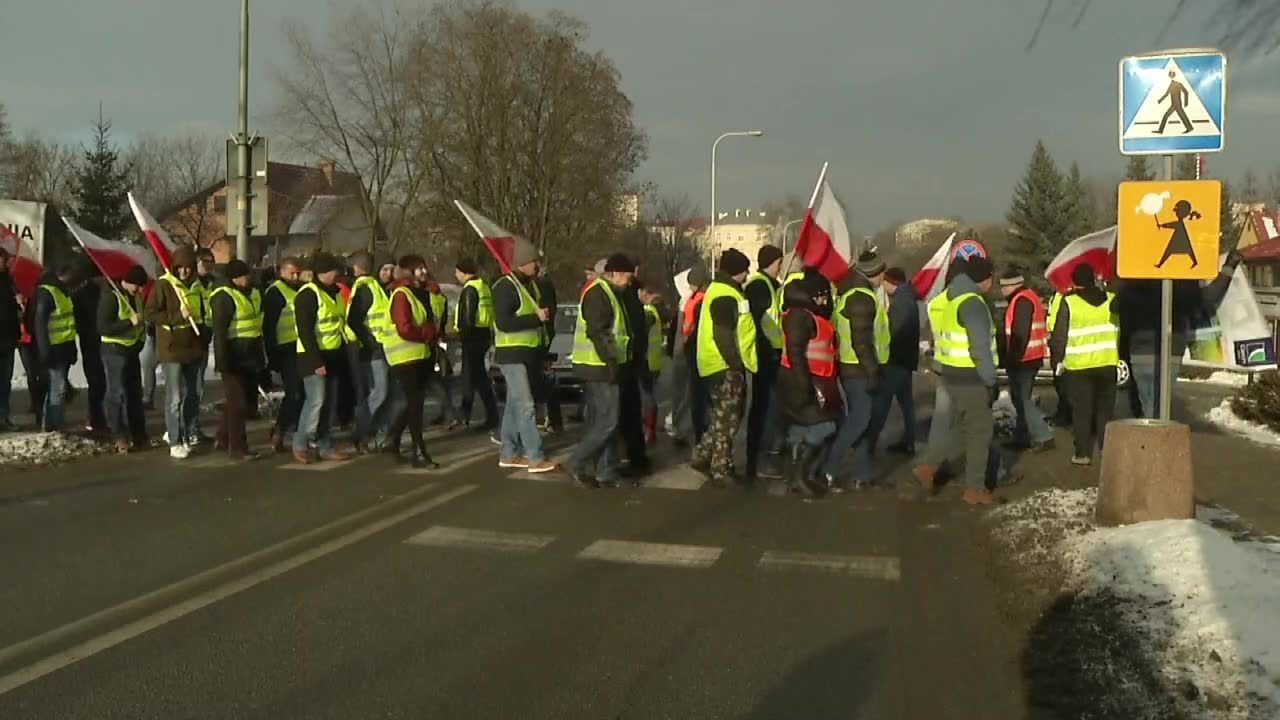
<box><xmin>235</xmin><ymin>0</ymin><xmax>251</xmax><ymax>262</ymax></box>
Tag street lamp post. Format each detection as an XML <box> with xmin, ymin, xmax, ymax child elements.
<box><xmin>710</xmin><ymin>130</ymin><xmax>764</xmax><ymax>272</ymax></box>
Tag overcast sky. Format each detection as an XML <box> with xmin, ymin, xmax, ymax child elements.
<box><xmin>3</xmin><ymin>0</ymin><xmax>1278</xmax><ymax>230</ymax></box>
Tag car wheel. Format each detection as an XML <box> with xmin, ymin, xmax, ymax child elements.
<box><xmin>1116</xmin><ymin>359</ymin><xmax>1131</xmax><ymax>388</ymax></box>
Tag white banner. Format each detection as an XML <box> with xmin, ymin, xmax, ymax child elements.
<box><xmin>0</xmin><ymin>198</ymin><xmax>46</xmax><ymax>265</ymax></box>
<box><xmin>1186</xmin><ymin>265</ymin><xmax>1278</xmax><ymax>370</ymax></box>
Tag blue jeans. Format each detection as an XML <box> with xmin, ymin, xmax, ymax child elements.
<box><xmin>192</xmin><ymin>352</ymin><xmax>209</xmax><ymax>435</ymax></box>
<box><xmin>44</xmin><ymin>363</ymin><xmax>70</xmax><ymax>431</ymax></box>
<box><xmin>354</xmin><ymin>357</ymin><xmax>391</xmax><ymax>443</ymax></box>
<box><xmin>788</xmin><ymin>420</ymin><xmax>836</xmax><ymax>447</ymax></box>
<box><xmin>569</xmin><ymin>381</ymin><xmax>619</xmax><ymax>481</ymax></box>
<box><xmin>1131</xmin><ymin>353</ymin><xmax>1181</xmax><ymax>419</ymax></box>
<box><xmin>819</xmin><ymin>376</ymin><xmax>874</xmax><ymax>482</ymax></box>
<box><xmin>162</xmin><ymin>361</ymin><xmax>202</xmax><ymax>447</ymax></box>
<box><xmin>0</xmin><ymin>344</ymin><xmax>13</xmax><ymax>421</ymax></box>
<box><xmin>1008</xmin><ymin>365</ymin><xmax>1052</xmax><ymax>445</ymax></box>
<box><xmin>868</xmin><ymin>365</ymin><xmax>917</xmax><ymax>450</ymax></box>
<box><xmin>295</xmin><ymin>371</ymin><xmax>338</xmax><ymax>453</ymax></box>
<box><xmin>498</xmin><ymin>363</ymin><xmax>543</xmax><ymax>463</ymax></box>
<box><xmin>102</xmin><ymin>351</ymin><xmax>144</xmax><ymax>440</ymax></box>
<box><xmin>273</xmin><ymin>350</ymin><xmax>305</xmax><ymax>435</ymax></box>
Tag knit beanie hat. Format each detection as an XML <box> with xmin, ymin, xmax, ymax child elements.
<box><xmin>226</xmin><ymin>259</ymin><xmax>251</xmax><ymax>279</ymax></box>
<box><xmin>687</xmin><ymin>263</ymin><xmax>710</xmax><ymax>289</ymax></box>
<box><xmin>757</xmin><ymin>244</ymin><xmax>783</xmax><ymax>271</ymax></box>
<box><xmin>963</xmin><ymin>256</ymin><xmax>994</xmax><ymax>283</ymax></box>
<box><xmin>512</xmin><ymin>238</ymin><xmax>538</xmax><ymax>268</ymax></box>
<box><xmin>884</xmin><ymin>267</ymin><xmax>907</xmax><ymax>285</ymax></box>
<box><xmin>719</xmin><ymin>248</ymin><xmax>750</xmax><ymax>276</ymax></box>
<box><xmin>456</xmin><ymin>258</ymin><xmax>478</xmax><ymax>275</ymax></box>
<box><xmin>1000</xmin><ymin>267</ymin><xmax>1025</xmax><ymax>288</ymax></box>
<box><xmin>123</xmin><ymin>266</ymin><xmax>149</xmax><ymax>286</ymax></box>
<box><xmin>856</xmin><ymin>249</ymin><xmax>886</xmax><ymax>277</ymax></box>
<box><xmin>311</xmin><ymin>252</ymin><xmax>341</xmax><ymax>275</ymax></box>
<box><xmin>604</xmin><ymin>253</ymin><xmax>636</xmax><ymax>273</ymax></box>
<box><xmin>1071</xmin><ymin>263</ymin><xmax>1096</xmax><ymax>287</ymax></box>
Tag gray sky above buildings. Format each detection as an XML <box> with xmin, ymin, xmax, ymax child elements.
<box><xmin>3</xmin><ymin>0</ymin><xmax>1278</xmax><ymax>230</ymax></box>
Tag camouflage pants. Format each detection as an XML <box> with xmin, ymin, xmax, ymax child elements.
<box><xmin>692</xmin><ymin>370</ymin><xmax>746</xmax><ymax>481</ymax></box>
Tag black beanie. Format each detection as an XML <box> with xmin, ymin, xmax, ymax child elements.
<box><xmin>719</xmin><ymin>248</ymin><xmax>750</xmax><ymax>276</ymax></box>
<box><xmin>456</xmin><ymin>258</ymin><xmax>478</xmax><ymax>275</ymax></box>
<box><xmin>1071</xmin><ymin>263</ymin><xmax>1096</xmax><ymax>287</ymax></box>
<box><xmin>604</xmin><ymin>253</ymin><xmax>636</xmax><ymax>273</ymax></box>
<box><xmin>963</xmin><ymin>256</ymin><xmax>994</xmax><ymax>283</ymax></box>
<box><xmin>757</xmin><ymin>244</ymin><xmax>783</xmax><ymax>271</ymax></box>
<box><xmin>310</xmin><ymin>253</ymin><xmax>341</xmax><ymax>275</ymax></box>
<box><xmin>226</xmin><ymin>259</ymin><xmax>251</xmax><ymax>279</ymax></box>
<box><xmin>123</xmin><ymin>266</ymin><xmax>149</xmax><ymax>286</ymax></box>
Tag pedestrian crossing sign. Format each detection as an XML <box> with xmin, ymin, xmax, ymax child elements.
<box><xmin>1117</xmin><ymin>180</ymin><xmax>1221</xmax><ymax>280</ymax></box>
<box><xmin>1120</xmin><ymin>50</ymin><xmax>1226</xmax><ymax>155</ymax></box>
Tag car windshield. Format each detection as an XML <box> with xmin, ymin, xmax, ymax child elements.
<box><xmin>555</xmin><ymin>306</ymin><xmax>577</xmax><ymax>334</ymax></box>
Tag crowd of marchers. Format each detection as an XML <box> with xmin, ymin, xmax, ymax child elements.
<box><xmin>0</xmin><ymin>235</ymin><xmax>1244</xmax><ymax>500</ymax></box>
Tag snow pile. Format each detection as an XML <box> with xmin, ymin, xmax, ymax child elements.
<box><xmin>990</xmin><ymin>488</ymin><xmax>1096</xmax><ymax>567</ymax></box>
<box><xmin>1062</xmin><ymin>520</ymin><xmax>1280</xmax><ymax>717</ymax></box>
<box><xmin>992</xmin><ymin>390</ymin><xmax>1016</xmax><ymax>437</ymax></box>
<box><xmin>1180</xmin><ymin>371</ymin><xmax>1251</xmax><ymax>388</ymax></box>
<box><xmin>0</xmin><ymin>431</ymin><xmax>112</xmax><ymax>466</ymax></box>
<box><xmin>1207</xmin><ymin>399</ymin><xmax>1280</xmax><ymax>448</ymax></box>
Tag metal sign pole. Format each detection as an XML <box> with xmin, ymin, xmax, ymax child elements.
<box><xmin>236</xmin><ymin>0</ymin><xmax>252</xmax><ymax>262</ymax></box>
<box><xmin>1159</xmin><ymin>154</ymin><xmax>1175</xmax><ymax>420</ymax></box>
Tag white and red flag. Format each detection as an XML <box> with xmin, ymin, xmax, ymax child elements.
<box><xmin>63</xmin><ymin>216</ymin><xmax>158</xmax><ymax>281</ymax></box>
<box><xmin>0</xmin><ymin>224</ymin><xmax>43</xmax><ymax>298</ymax></box>
<box><xmin>127</xmin><ymin>192</ymin><xmax>179</xmax><ymax>271</ymax></box>
<box><xmin>453</xmin><ymin>200</ymin><xmax>528</xmax><ymax>275</ymax></box>
<box><xmin>794</xmin><ymin>163</ymin><xmax>855</xmax><ymax>283</ymax></box>
<box><xmin>911</xmin><ymin>232</ymin><xmax>955</xmax><ymax>300</ymax></box>
<box><xmin>1044</xmin><ymin>226</ymin><xmax>1117</xmax><ymax>294</ymax></box>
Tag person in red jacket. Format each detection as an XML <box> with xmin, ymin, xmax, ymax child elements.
<box><xmin>384</xmin><ymin>255</ymin><xmax>439</xmax><ymax>468</ymax></box>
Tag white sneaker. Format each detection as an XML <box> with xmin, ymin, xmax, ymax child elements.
<box><xmin>186</xmin><ymin>436</ymin><xmax>201</xmax><ymax>448</ymax></box>
<box><xmin>162</xmin><ymin>431</ymin><xmax>170</xmax><ymax>444</ymax></box>
<box><xmin>169</xmin><ymin>445</ymin><xmax>191</xmax><ymax>460</ymax></box>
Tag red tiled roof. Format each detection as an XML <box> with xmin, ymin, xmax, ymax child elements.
<box><xmin>1239</xmin><ymin>210</ymin><xmax>1280</xmax><ymax>261</ymax></box>
<box><xmin>1242</xmin><ymin>237</ymin><xmax>1280</xmax><ymax>261</ymax></box>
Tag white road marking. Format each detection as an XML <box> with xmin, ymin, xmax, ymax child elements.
<box><xmin>405</xmin><ymin>526</ymin><xmax>555</xmax><ymax>553</ymax></box>
<box><xmin>0</xmin><ymin>483</ymin><xmax>476</xmax><ymax>696</ymax></box>
<box><xmin>391</xmin><ymin>444</ymin><xmax>496</xmax><ymax>475</ymax></box>
<box><xmin>757</xmin><ymin>551</ymin><xmax>901</xmax><ymax>581</ymax></box>
<box><xmin>577</xmin><ymin>539</ymin><xmax>722</xmax><ymax>568</ymax></box>
<box><xmin>280</xmin><ymin>457</ymin><xmax>363</xmax><ymax>471</ymax></box>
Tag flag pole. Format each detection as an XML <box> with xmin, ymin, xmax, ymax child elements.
<box><xmin>807</xmin><ymin>162</ymin><xmax>829</xmax><ymax>209</ymax></box>
<box><xmin>63</xmin><ymin>218</ymin><xmax>129</xmax><ymax>302</ymax></box>
<box><xmin>782</xmin><ymin>162</ymin><xmax>831</xmax><ymax>282</ymax></box>
<box><xmin>454</xmin><ymin>200</ymin><xmax>513</xmax><ymax>275</ymax></box>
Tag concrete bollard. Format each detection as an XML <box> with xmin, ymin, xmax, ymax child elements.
<box><xmin>1095</xmin><ymin>419</ymin><xmax>1195</xmax><ymax>527</ymax></box>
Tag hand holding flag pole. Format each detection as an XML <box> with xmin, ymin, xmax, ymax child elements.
<box><xmin>128</xmin><ymin>192</ymin><xmax>200</xmax><ymax>337</ymax></box>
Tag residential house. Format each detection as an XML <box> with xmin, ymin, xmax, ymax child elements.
<box><xmin>1238</xmin><ymin>210</ymin><xmax>1280</xmax><ymax>288</ymax></box>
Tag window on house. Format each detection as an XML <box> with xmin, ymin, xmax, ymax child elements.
<box><xmin>213</xmin><ymin>195</ymin><xmax>227</xmax><ymax>212</ymax></box>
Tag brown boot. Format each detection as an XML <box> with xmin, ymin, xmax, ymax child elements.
<box><xmin>292</xmin><ymin>447</ymin><xmax>313</xmax><ymax>465</ymax></box>
<box><xmin>962</xmin><ymin>488</ymin><xmax>1002</xmax><ymax>506</ymax></box>
<box><xmin>912</xmin><ymin>464</ymin><xmax>938</xmax><ymax>495</ymax></box>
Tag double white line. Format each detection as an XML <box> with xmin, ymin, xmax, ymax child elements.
<box><xmin>0</xmin><ymin>483</ymin><xmax>478</xmax><ymax>696</ymax></box>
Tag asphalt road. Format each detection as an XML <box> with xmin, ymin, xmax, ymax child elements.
<box><xmin>0</xmin><ymin>404</ymin><xmax>1028</xmax><ymax>719</ymax></box>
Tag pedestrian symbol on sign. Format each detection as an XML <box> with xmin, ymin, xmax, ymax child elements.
<box><xmin>1155</xmin><ymin>70</ymin><xmax>1193</xmax><ymax>135</ymax></box>
<box><xmin>1122</xmin><ymin>59</ymin><xmax>1221</xmax><ymax>143</ymax></box>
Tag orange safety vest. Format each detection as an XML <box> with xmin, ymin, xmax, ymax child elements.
<box><xmin>1005</xmin><ymin>288</ymin><xmax>1048</xmax><ymax>362</ymax></box>
<box><xmin>682</xmin><ymin>290</ymin><xmax>705</xmax><ymax>338</ymax></box>
<box><xmin>780</xmin><ymin>310</ymin><xmax>837</xmax><ymax>378</ymax></box>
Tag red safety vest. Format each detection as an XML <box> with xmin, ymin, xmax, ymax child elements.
<box><xmin>682</xmin><ymin>291</ymin><xmax>705</xmax><ymax>338</ymax></box>
<box><xmin>1005</xmin><ymin>288</ymin><xmax>1048</xmax><ymax>362</ymax></box>
<box><xmin>780</xmin><ymin>310</ymin><xmax>836</xmax><ymax>378</ymax></box>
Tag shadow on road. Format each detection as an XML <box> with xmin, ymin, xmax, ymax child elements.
<box><xmin>742</xmin><ymin>629</ymin><xmax>887</xmax><ymax>720</ymax></box>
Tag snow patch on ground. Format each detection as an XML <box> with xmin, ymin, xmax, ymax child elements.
<box><xmin>1180</xmin><ymin>371</ymin><xmax>1252</xmax><ymax>388</ymax></box>
<box><xmin>1207</xmin><ymin>399</ymin><xmax>1280</xmax><ymax>448</ymax></box>
<box><xmin>992</xmin><ymin>390</ymin><xmax>1016</xmax><ymax>436</ymax></box>
<box><xmin>0</xmin><ymin>431</ymin><xmax>112</xmax><ymax>466</ymax></box>
<box><xmin>1001</xmin><ymin>489</ymin><xmax>1280</xmax><ymax>719</ymax></box>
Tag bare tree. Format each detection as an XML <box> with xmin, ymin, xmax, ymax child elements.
<box><xmin>124</xmin><ymin>132</ymin><xmax>223</xmax><ymax>245</ymax></box>
<box><xmin>636</xmin><ymin>193</ymin><xmax>705</xmax><ymax>298</ymax></box>
<box><xmin>1</xmin><ymin>135</ymin><xmax>77</xmax><ymax>206</ymax></box>
<box><xmin>414</xmin><ymin>0</ymin><xmax>647</xmax><ymax>270</ymax></box>
<box><xmin>273</xmin><ymin>1</ymin><xmax>434</xmax><ymax>254</ymax></box>
<box><xmin>1028</xmin><ymin>0</ymin><xmax>1280</xmax><ymax>55</ymax></box>
<box><xmin>1240</xmin><ymin>169</ymin><xmax>1262</xmax><ymax>203</ymax></box>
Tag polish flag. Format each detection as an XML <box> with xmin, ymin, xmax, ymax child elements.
<box><xmin>794</xmin><ymin>164</ymin><xmax>855</xmax><ymax>283</ymax></box>
<box><xmin>0</xmin><ymin>224</ymin><xmax>43</xmax><ymax>298</ymax></box>
<box><xmin>911</xmin><ymin>233</ymin><xmax>955</xmax><ymax>300</ymax></box>
<box><xmin>127</xmin><ymin>192</ymin><xmax>179</xmax><ymax>271</ymax></box>
<box><xmin>1045</xmin><ymin>226</ymin><xmax>1117</xmax><ymax>294</ymax></box>
<box><xmin>454</xmin><ymin>200</ymin><xmax>522</xmax><ymax>274</ymax></box>
<box><xmin>63</xmin><ymin>216</ymin><xmax>158</xmax><ymax>281</ymax></box>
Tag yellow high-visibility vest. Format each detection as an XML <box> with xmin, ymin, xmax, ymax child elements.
<box><xmin>160</xmin><ymin>273</ymin><xmax>203</xmax><ymax>331</ymax></box>
<box><xmin>931</xmin><ymin>292</ymin><xmax>996</xmax><ymax>369</ymax></box>
<box><xmin>745</xmin><ymin>272</ymin><xmax>782</xmax><ymax>350</ymax></box>
<box><xmin>645</xmin><ymin>305</ymin><xmax>664</xmax><ymax>373</ymax></box>
<box><xmin>835</xmin><ymin>287</ymin><xmax>890</xmax><ymax>365</ymax></box>
<box><xmin>101</xmin><ymin>289</ymin><xmax>143</xmax><ymax>348</ymax></box>
<box><xmin>493</xmin><ymin>275</ymin><xmax>544</xmax><ymax>349</ymax></box>
<box><xmin>210</xmin><ymin>286</ymin><xmax>264</xmax><ymax>339</ymax></box>
<box><xmin>348</xmin><ymin>276</ymin><xmax>393</xmax><ymax>346</ymax></box>
<box><xmin>1063</xmin><ymin>293</ymin><xmax>1119</xmax><ymax>370</ymax></box>
<box><xmin>267</xmin><ymin>280</ymin><xmax>300</xmax><ymax>346</ymax></box>
<box><xmin>571</xmin><ymin>279</ymin><xmax>630</xmax><ymax>367</ymax></box>
<box><xmin>40</xmin><ymin>284</ymin><xmax>78</xmax><ymax>346</ymax></box>
<box><xmin>295</xmin><ymin>283</ymin><xmax>346</xmax><ymax>352</ymax></box>
<box><xmin>383</xmin><ymin>287</ymin><xmax>429</xmax><ymax>366</ymax></box>
<box><xmin>696</xmin><ymin>280</ymin><xmax>758</xmax><ymax>377</ymax></box>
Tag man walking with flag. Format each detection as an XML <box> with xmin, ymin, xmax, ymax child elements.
<box><xmin>818</xmin><ymin>250</ymin><xmax>889</xmax><ymax>492</ymax></box>
<box><xmin>691</xmin><ymin>248</ymin><xmax>757</xmax><ymax>488</ymax></box>
<box><xmin>98</xmin><ymin>266</ymin><xmax>149</xmax><ymax>452</ymax></box>
<box><xmin>491</xmin><ymin>240</ymin><xmax>556</xmax><ymax>474</ymax></box>
<box><xmin>145</xmin><ymin>247</ymin><xmax>204</xmax><ymax>459</ymax></box>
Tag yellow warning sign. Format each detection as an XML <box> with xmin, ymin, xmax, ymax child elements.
<box><xmin>1117</xmin><ymin>180</ymin><xmax>1221</xmax><ymax>280</ymax></box>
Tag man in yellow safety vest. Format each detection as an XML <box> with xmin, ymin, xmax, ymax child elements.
<box><xmin>744</xmin><ymin>244</ymin><xmax>785</xmax><ymax>483</ymax></box>
<box><xmin>1048</xmin><ymin>263</ymin><xmax>1119</xmax><ymax>467</ymax></box>
<box><xmin>210</xmin><ymin>260</ymin><xmax>266</xmax><ymax>461</ymax></box>
<box><xmin>291</xmin><ymin>252</ymin><xmax>353</xmax><ymax>464</ymax></box>
<box><xmin>98</xmin><ymin>265</ymin><xmax>149</xmax><ymax>451</ymax></box>
<box><xmin>345</xmin><ymin>251</ymin><xmax>394</xmax><ymax>452</ymax></box>
<box><xmin>453</xmin><ymin>258</ymin><xmax>498</xmax><ymax>431</ymax></box>
<box><xmin>264</xmin><ymin>257</ymin><xmax>304</xmax><ymax>452</ymax></box>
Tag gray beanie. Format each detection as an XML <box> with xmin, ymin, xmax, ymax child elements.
<box><xmin>513</xmin><ymin>238</ymin><xmax>539</xmax><ymax>268</ymax></box>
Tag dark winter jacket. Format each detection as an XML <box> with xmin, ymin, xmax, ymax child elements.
<box><xmin>455</xmin><ymin>280</ymin><xmax>493</xmax><ymax>348</ymax></box>
<box><xmin>74</xmin><ymin>280</ymin><xmax>102</xmax><ymax>357</ymax></box>
<box><xmin>536</xmin><ymin>275</ymin><xmax>558</xmax><ymax>353</ymax></box>
<box><xmin>0</xmin><ymin>270</ymin><xmax>19</xmax><ymax>347</ymax></box>
<box><xmin>145</xmin><ymin>272</ymin><xmax>204</xmax><ymax>365</ymax></box>
<box><xmin>745</xmin><ymin>272</ymin><xmax>782</xmax><ymax>367</ymax></box>
<box><xmin>1003</xmin><ymin>286</ymin><xmax>1041</xmax><ymax>372</ymax></box>
<box><xmin>703</xmin><ymin>273</ymin><xmax>747</xmax><ymax>379</ymax></box>
<box><xmin>835</xmin><ymin>270</ymin><xmax>881</xmax><ymax>386</ymax></box>
<box><xmin>212</xmin><ymin>284</ymin><xmax>266</xmax><ymax>374</ymax></box>
<box><xmin>576</xmin><ymin>280</ymin><xmax>625</xmax><ymax>383</ymax></box>
<box><xmin>779</xmin><ymin>281</ymin><xmax>841</xmax><ymax>427</ymax></box>
<box><xmin>492</xmin><ymin>272</ymin><xmax>543</xmax><ymax>366</ymax></box>
<box><xmin>346</xmin><ymin>276</ymin><xmax>386</xmax><ymax>362</ymax></box>
<box><xmin>1049</xmin><ymin>285</ymin><xmax>1116</xmax><ymax>369</ymax></box>
<box><xmin>195</xmin><ymin>275</ymin><xmax>216</xmax><ymax>350</ymax></box>
<box><xmin>621</xmin><ymin>284</ymin><xmax>647</xmax><ymax>369</ymax></box>
<box><xmin>1115</xmin><ymin>267</ymin><xmax>1234</xmax><ymax>358</ymax></box>
<box><xmin>294</xmin><ymin>281</ymin><xmax>346</xmax><ymax>377</ymax></box>
<box><xmin>886</xmin><ymin>282</ymin><xmax>920</xmax><ymax>371</ymax></box>
<box><xmin>97</xmin><ymin>287</ymin><xmax>144</xmax><ymax>356</ymax></box>
<box><xmin>937</xmin><ymin>274</ymin><xmax>998</xmax><ymax>388</ymax></box>
<box><xmin>34</xmin><ymin>275</ymin><xmax>78</xmax><ymax>367</ymax></box>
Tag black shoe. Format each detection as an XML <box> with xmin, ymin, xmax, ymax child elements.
<box><xmin>412</xmin><ymin>453</ymin><xmax>440</xmax><ymax>470</ymax></box>
<box><xmin>886</xmin><ymin>442</ymin><xmax>915</xmax><ymax>456</ymax></box>
<box><xmin>568</xmin><ymin>470</ymin><xmax>599</xmax><ymax>488</ymax></box>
